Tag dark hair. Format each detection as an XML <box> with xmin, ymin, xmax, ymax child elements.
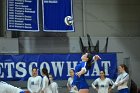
<box><xmin>120</xmin><ymin>64</ymin><xmax>129</xmax><ymax>73</ymax></box>
<box><xmin>70</xmin><ymin>69</ymin><xmax>75</xmax><ymax>72</ymax></box>
<box><xmin>49</xmin><ymin>73</ymin><xmax>53</xmax><ymax>78</ymax></box>
<box><xmin>86</xmin><ymin>53</ymin><xmax>93</xmax><ymax>70</ymax></box>
<box><xmin>32</xmin><ymin>67</ymin><xmax>37</xmax><ymax>71</ymax></box>
<box><xmin>42</xmin><ymin>68</ymin><xmax>51</xmax><ymax>85</ymax></box>
<box><xmin>100</xmin><ymin>70</ymin><xmax>105</xmax><ymax>74</ymax></box>
<box><xmin>100</xmin><ymin>70</ymin><xmax>106</xmax><ymax>77</ymax></box>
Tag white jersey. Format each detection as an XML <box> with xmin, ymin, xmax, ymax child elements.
<box><xmin>92</xmin><ymin>78</ymin><xmax>114</xmax><ymax>93</ymax></box>
<box><xmin>50</xmin><ymin>82</ymin><xmax>58</xmax><ymax>93</ymax></box>
<box><xmin>27</xmin><ymin>76</ymin><xmax>42</xmax><ymax>93</ymax></box>
<box><xmin>42</xmin><ymin>76</ymin><xmax>49</xmax><ymax>93</ymax></box>
<box><xmin>67</xmin><ymin>77</ymin><xmax>78</xmax><ymax>93</ymax></box>
<box><xmin>112</xmin><ymin>72</ymin><xmax>129</xmax><ymax>90</ymax></box>
<box><xmin>67</xmin><ymin>77</ymin><xmax>73</xmax><ymax>92</ymax></box>
<box><xmin>0</xmin><ymin>81</ymin><xmax>23</xmax><ymax>93</ymax></box>
<box><xmin>46</xmin><ymin>81</ymin><xmax>59</xmax><ymax>93</ymax></box>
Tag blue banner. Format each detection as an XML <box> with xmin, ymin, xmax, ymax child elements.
<box><xmin>42</xmin><ymin>0</ymin><xmax>74</xmax><ymax>32</ymax></box>
<box><xmin>7</xmin><ymin>0</ymin><xmax>39</xmax><ymax>31</ymax></box>
<box><xmin>0</xmin><ymin>53</ymin><xmax>117</xmax><ymax>81</ymax></box>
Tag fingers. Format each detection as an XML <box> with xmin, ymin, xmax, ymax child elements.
<box><xmin>95</xmin><ymin>55</ymin><xmax>101</xmax><ymax>60</ymax></box>
<box><xmin>93</xmin><ymin>55</ymin><xmax>101</xmax><ymax>61</ymax></box>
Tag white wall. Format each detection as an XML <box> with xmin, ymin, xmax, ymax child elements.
<box><xmin>67</xmin><ymin>0</ymin><xmax>140</xmax><ymax>37</ymax></box>
<box><xmin>0</xmin><ymin>38</ymin><xmax>18</xmax><ymax>53</ymax></box>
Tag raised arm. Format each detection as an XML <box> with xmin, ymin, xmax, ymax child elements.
<box><xmin>91</xmin><ymin>55</ymin><xmax>101</xmax><ymax>64</ymax></box>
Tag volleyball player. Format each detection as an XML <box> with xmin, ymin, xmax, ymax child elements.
<box><xmin>41</xmin><ymin>68</ymin><xmax>50</xmax><ymax>93</ymax></box>
<box><xmin>0</xmin><ymin>81</ymin><xmax>25</xmax><ymax>93</ymax></box>
<box><xmin>67</xmin><ymin>69</ymin><xmax>78</xmax><ymax>93</ymax></box>
<box><xmin>72</xmin><ymin>53</ymin><xmax>101</xmax><ymax>93</ymax></box>
<box><xmin>27</xmin><ymin>67</ymin><xmax>42</xmax><ymax>93</ymax></box>
<box><xmin>111</xmin><ymin>64</ymin><xmax>129</xmax><ymax>93</ymax></box>
<box><xmin>91</xmin><ymin>71</ymin><xmax>114</xmax><ymax>93</ymax></box>
<box><xmin>49</xmin><ymin>74</ymin><xmax>59</xmax><ymax>93</ymax></box>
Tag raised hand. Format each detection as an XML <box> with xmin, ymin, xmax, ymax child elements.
<box><xmin>93</xmin><ymin>55</ymin><xmax>101</xmax><ymax>61</ymax></box>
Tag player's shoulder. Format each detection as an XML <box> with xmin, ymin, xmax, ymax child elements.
<box><xmin>95</xmin><ymin>78</ymin><xmax>100</xmax><ymax>81</ymax></box>
<box><xmin>80</xmin><ymin>61</ymin><xmax>86</xmax><ymax>66</ymax></box>
<box><xmin>52</xmin><ymin>82</ymin><xmax>58</xmax><ymax>86</ymax></box>
<box><xmin>37</xmin><ymin>75</ymin><xmax>42</xmax><ymax>79</ymax></box>
<box><xmin>106</xmin><ymin>78</ymin><xmax>113</xmax><ymax>82</ymax></box>
<box><xmin>68</xmin><ymin>77</ymin><xmax>72</xmax><ymax>80</ymax></box>
<box><xmin>105</xmin><ymin>77</ymin><xmax>111</xmax><ymax>81</ymax></box>
<box><xmin>28</xmin><ymin>76</ymin><xmax>33</xmax><ymax>80</ymax></box>
<box><xmin>106</xmin><ymin>77</ymin><xmax>110</xmax><ymax>80</ymax></box>
<box><xmin>43</xmin><ymin>76</ymin><xmax>47</xmax><ymax>78</ymax></box>
<box><xmin>93</xmin><ymin>78</ymin><xmax>100</xmax><ymax>82</ymax></box>
<box><xmin>124</xmin><ymin>72</ymin><xmax>129</xmax><ymax>76</ymax></box>
<box><xmin>81</xmin><ymin>61</ymin><xmax>86</xmax><ymax>64</ymax></box>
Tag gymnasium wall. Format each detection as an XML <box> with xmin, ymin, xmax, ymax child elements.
<box><xmin>0</xmin><ymin>37</ymin><xmax>140</xmax><ymax>88</ymax></box>
<box><xmin>1</xmin><ymin>0</ymin><xmax>140</xmax><ymax>37</ymax></box>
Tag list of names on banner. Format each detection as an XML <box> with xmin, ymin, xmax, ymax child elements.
<box><xmin>7</xmin><ymin>0</ymin><xmax>39</xmax><ymax>31</ymax></box>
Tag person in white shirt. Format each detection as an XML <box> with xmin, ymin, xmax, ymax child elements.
<box><xmin>67</xmin><ymin>69</ymin><xmax>78</xmax><ymax>93</ymax></box>
<box><xmin>49</xmin><ymin>74</ymin><xmax>59</xmax><ymax>93</ymax></box>
<box><xmin>27</xmin><ymin>67</ymin><xmax>42</xmax><ymax>93</ymax></box>
<box><xmin>92</xmin><ymin>71</ymin><xmax>114</xmax><ymax>93</ymax></box>
<box><xmin>41</xmin><ymin>68</ymin><xmax>50</xmax><ymax>93</ymax></box>
<box><xmin>0</xmin><ymin>81</ymin><xmax>25</xmax><ymax>93</ymax></box>
<box><xmin>111</xmin><ymin>64</ymin><xmax>129</xmax><ymax>93</ymax></box>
